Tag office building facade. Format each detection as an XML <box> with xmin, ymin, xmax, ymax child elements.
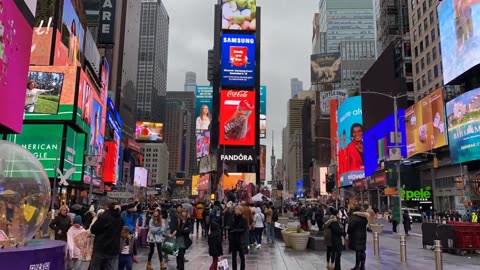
<box><xmin>184</xmin><ymin>72</ymin><xmax>197</xmax><ymax>92</ymax></box>
<box><xmin>291</xmin><ymin>78</ymin><xmax>303</xmax><ymax>98</ymax></box>
<box><xmin>141</xmin><ymin>143</ymin><xmax>169</xmax><ymax>186</ymax></box>
<box><xmin>339</xmin><ymin>40</ymin><xmax>376</xmax><ymax>94</ymax></box>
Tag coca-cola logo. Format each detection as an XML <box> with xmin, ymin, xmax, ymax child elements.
<box><xmin>227</xmin><ymin>90</ymin><xmax>248</xmax><ymax>98</ymax></box>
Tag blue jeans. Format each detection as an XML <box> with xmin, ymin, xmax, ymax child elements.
<box><xmin>254</xmin><ymin>228</ymin><xmax>263</xmax><ymax>245</ymax></box>
<box><xmin>119</xmin><ymin>254</ymin><xmax>133</xmax><ymax>270</ymax></box>
<box><xmin>266</xmin><ymin>223</ymin><xmax>274</xmax><ymax>242</ymax></box>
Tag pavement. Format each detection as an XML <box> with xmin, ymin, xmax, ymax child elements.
<box><xmin>133</xmin><ymin>229</ymin><xmax>480</xmax><ymax>270</ymax></box>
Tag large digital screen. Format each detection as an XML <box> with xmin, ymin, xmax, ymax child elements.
<box><xmin>195</xmin><ymin>86</ymin><xmax>213</xmax><ymax>131</ymax></box>
<box><xmin>337</xmin><ymin>96</ymin><xmax>364</xmax><ymax>186</ymax></box>
<box><xmin>311</xmin><ymin>53</ymin><xmax>341</xmax><ymax>84</ymax></box>
<box><xmin>84</xmin><ymin>29</ymin><xmax>101</xmax><ymax>77</ymax></box>
<box><xmin>260</xmin><ymin>86</ymin><xmax>266</xmax><ymax>138</ymax></box>
<box><xmin>405</xmin><ymin>88</ymin><xmax>447</xmax><ymax>157</ymax></box>
<box><xmin>135</xmin><ymin>122</ymin><xmax>163</xmax><ymax>142</ymax></box>
<box><xmin>56</xmin><ymin>0</ymin><xmax>85</xmax><ymax>67</ymax></box>
<box><xmin>63</xmin><ymin>126</ymin><xmax>86</xmax><ymax>181</ymax></box>
<box><xmin>100</xmin><ymin>57</ymin><xmax>110</xmax><ymax>104</ymax></box>
<box><xmin>446</xmin><ymin>87</ymin><xmax>480</xmax><ymax>163</ymax></box>
<box><xmin>438</xmin><ymin>0</ymin><xmax>480</xmax><ymax>84</ymax></box>
<box><xmin>363</xmin><ymin>110</ymin><xmax>407</xmax><ymax>177</ymax></box>
<box><xmin>103</xmin><ymin>141</ymin><xmax>119</xmax><ymax>184</ymax></box>
<box><xmin>221</xmin><ymin>172</ymin><xmax>256</xmax><ymax>191</ymax></box>
<box><xmin>221</xmin><ymin>0</ymin><xmax>257</xmax><ymax>31</ymax></box>
<box><xmin>26</xmin><ymin>71</ymin><xmax>65</xmax><ymax>115</ymax></box>
<box><xmin>220</xmin><ymin>90</ymin><xmax>256</xmax><ymax>146</ymax></box>
<box><xmin>134</xmin><ymin>167</ymin><xmax>148</xmax><ymax>187</ymax></box>
<box><xmin>0</xmin><ymin>0</ymin><xmax>33</xmax><ymax>133</ymax></box>
<box><xmin>196</xmin><ymin>130</ymin><xmax>211</xmax><ymax>158</ymax></box>
<box><xmin>221</xmin><ymin>33</ymin><xmax>256</xmax><ymax>87</ymax></box>
<box><xmin>24</xmin><ymin>66</ymin><xmax>78</xmax><ymax>121</ymax></box>
<box><xmin>330</xmin><ymin>99</ymin><xmax>341</xmax><ymax>188</ymax></box>
<box><xmin>30</xmin><ymin>0</ymin><xmax>55</xmax><ymax>65</ymax></box>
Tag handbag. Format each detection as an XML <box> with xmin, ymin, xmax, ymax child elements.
<box><xmin>217</xmin><ymin>257</ymin><xmax>229</xmax><ymax>270</ymax></box>
<box><xmin>161</xmin><ymin>236</ymin><xmax>179</xmax><ymax>256</ymax></box>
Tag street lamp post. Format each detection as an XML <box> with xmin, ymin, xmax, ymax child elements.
<box><xmin>361</xmin><ymin>91</ymin><xmax>407</xmax><ymax>235</ymax></box>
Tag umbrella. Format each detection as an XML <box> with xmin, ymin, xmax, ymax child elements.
<box><xmin>0</xmin><ymin>190</ymin><xmax>18</xmax><ymax>197</ymax></box>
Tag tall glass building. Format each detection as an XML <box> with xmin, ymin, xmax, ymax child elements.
<box><xmin>318</xmin><ymin>0</ymin><xmax>376</xmax><ymax>54</ymax></box>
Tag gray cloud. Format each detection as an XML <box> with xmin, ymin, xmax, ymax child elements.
<box><xmin>164</xmin><ymin>0</ymin><xmax>317</xmax><ymax>182</ymax></box>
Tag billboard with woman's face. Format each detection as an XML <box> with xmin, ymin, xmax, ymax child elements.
<box><xmin>337</xmin><ymin>96</ymin><xmax>364</xmax><ymax>187</ymax></box>
<box><xmin>55</xmin><ymin>0</ymin><xmax>85</xmax><ymax>67</ymax></box>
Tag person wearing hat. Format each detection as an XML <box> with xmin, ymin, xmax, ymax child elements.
<box><xmin>67</xmin><ymin>215</ymin><xmax>89</xmax><ymax>270</ymax></box>
<box><xmin>25</xmin><ymin>80</ymin><xmax>55</xmax><ymax>113</ymax></box>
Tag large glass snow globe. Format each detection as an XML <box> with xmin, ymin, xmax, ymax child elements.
<box><xmin>0</xmin><ymin>141</ymin><xmax>51</xmax><ymax>245</ymax></box>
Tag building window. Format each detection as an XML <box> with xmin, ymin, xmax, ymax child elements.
<box><xmin>418</xmin><ymin>24</ymin><xmax>423</xmax><ymax>35</ymax></box>
<box><xmin>417</xmin><ymin>8</ymin><xmax>421</xmax><ymax>21</ymax></box>
<box><xmin>413</xmin><ymin>30</ymin><xmax>417</xmax><ymax>42</ymax></box>
<box><xmin>431</xmin><ymin>28</ymin><xmax>436</xmax><ymax>41</ymax></box>
<box><xmin>427</xmin><ymin>52</ymin><xmax>431</xmax><ymax>65</ymax></box>
<box><xmin>428</xmin><ymin>70</ymin><xmax>432</xmax><ymax>82</ymax></box>
<box><xmin>435</xmin><ymin>83</ymin><xmax>440</xmax><ymax>89</ymax></box>
<box><xmin>421</xmin><ymin>57</ymin><xmax>425</xmax><ymax>69</ymax></box>
<box><xmin>422</xmin><ymin>74</ymin><xmax>427</xmax><ymax>87</ymax></box>
<box><xmin>434</xmin><ymin>65</ymin><xmax>439</xmax><ymax>78</ymax></box>
<box><xmin>416</xmin><ymin>79</ymin><xmax>421</xmax><ymax>90</ymax></box>
<box><xmin>425</xmin><ymin>35</ymin><xmax>430</xmax><ymax>48</ymax></box>
<box><xmin>423</xmin><ymin>1</ymin><xmax>427</xmax><ymax>12</ymax></box>
<box><xmin>416</xmin><ymin>62</ymin><xmax>420</xmax><ymax>73</ymax></box>
<box><xmin>424</xmin><ymin>18</ymin><xmax>428</xmax><ymax>31</ymax></box>
<box><xmin>415</xmin><ymin>46</ymin><xmax>419</xmax><ymax>57</ymax></box>
<box><xmin>432</xmin><ymin>46</ymin><xmax>437</xmax><ymax>60</ymax></box>
<box><xmin>420</xmin><ymin>41</ymin><xmax>424</xmax><ymax>52</ymax></box>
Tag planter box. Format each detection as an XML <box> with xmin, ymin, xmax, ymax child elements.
<box><xmin>278</xmin><ymin>216</ymin><xmax>289</xmax><ymax>226</ymax></box>
<box><xmin>370</xmin><ymin>224</ymin><xmax>384</xmax><ymax>235</ymax></box>
<box><xmin>289</xmin><ymin>232</ymin><xmax>310</xmax><ymax>251</ymax></box>
<box><xmin>281</xmin><ymin>230</ymin><xmax>293</xmax><ymax>248</ymax></box>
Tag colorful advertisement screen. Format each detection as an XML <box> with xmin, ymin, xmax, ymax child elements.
<box><xmin>0</xmin><ymin>0</ymin><xmax>33</xmax><ymax>133</ymax></box>
<box><xmin>195</xmin><ymin>86</ymin><xmax>213</xmax><ymax>131</ymax></box>
<box><xmin>446</xmin><ymin>87</ymin><xmax>480</xmax><ymax>163</ymax></box>
<box><xmin>221</xmin><ymin>0</ymin><xmax>257</xmax><ymax>31</ymax></box>
<box><xmin>25</xmin><ymin>66</ymin><xmax>78</xmax><ymax>121</ymax></box>
<box><xmin>64</xmin><ymin>125</ymin><xmax>86</xmax><ymax>181</ymax></box>
<box><xmin>405</xmin><ymin>88</ymin><xmax>447</xmax><ymax>157</ymax></box>
<box><xmin>260</xmin><ymin>86</ymin><xmax>266</xmax><ymax>138</ymax></box>
<box><xmin>221</xmin><ymin>173</ymin><xmax>256</xmax><ymax>191</ymax></box>
<box><xmin>363</xmin><ymin>110</ymin><xmax>407</xmax><ymax>177</ymax></box>
<box><xmin>55</xmin><ymin>0</ymin><xmax>85</xmax><ymax>67</ymax></box>
<box><xmin>221</xmin><ymin>33</ymin><xmax>256</xmax><ymax>87</ymax></box>
<box><xmin>337</xmin><ymin>96</ymin><xmax>364</xmax><ymax>186</ymax></box>
<box><xmin>438</xmin><ymin>0</ymin><xmax>480</xmax><ymax>84</ymax></box>
<box><xmin>134</xmin><ymin>167</ymin><xmax>148</xmax><ymax>187</ymax></box>
<box><xmin>220</xmin><ymin>90</ymin><xmax>256</xmax><ymax>146</ymax></box>
<box><xmin>135</xmin><ymin>122</ymin><xmax>163</xmax><ymax>142</ymax></box>
<box><xmin>311</xmin><ymin>53</ymin><xmax>341</xmax><ymax>84</ymax></box>
<box><xmin>103</xmin><ymin>141</ymin><xmax>119</xmax><ymax>184</ymax></box>
<box><xmin>196</xmin><ymin>130</ymin><xmax>211</xmax><ymax>158</ymax></box>
<box><xmin>30</xmin><ymin>0</ymin><xmax>55</xmax><ymax>65</ymax></box>
<box><xmin>260</xmin><ymin>145</ymin><xmax>266</xmax><ymax>181</ymax></box>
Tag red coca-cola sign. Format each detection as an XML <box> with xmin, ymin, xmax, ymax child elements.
<box><xmin>229</xmin><ymin>46</ymin><xmax>248</xmax><ymax>67</ymax></box>
<box><xmin>220</xmin><ymin>90</ymin><xmax>256</xmax><ymax>146</ymax></box>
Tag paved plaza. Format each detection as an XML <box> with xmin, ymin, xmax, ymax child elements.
<box><xmin>133</xmin><ymin>230</ymin><xmax>480</xmax><ymax>270</ymax></box>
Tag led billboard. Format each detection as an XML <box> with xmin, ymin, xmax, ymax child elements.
<box><xmin>25</xmin><ymin>66</ymin><xmax>78</xmax><ymax>121</ymax></box>
<box><xmin>56</xmin><ymin>0</ymin><xmax>85</xmax><ymax>67</ymax></box>
<box><xmin>260</xmin><ymin>86</ymin><xmax>267</xmax><ymax>138</ymax></box>
<box><xmin>446</xmin><ymin>87</ymin><xmax>480</xmax><ymax>163</ymax></box>
<box><xmin>135</xmin><ymin>122</ymin><xmax>163</xmax><ymax>142</ymax></box>
<box><xmin>221</xmin><ymin>172</ymin><xmax>256</xmax><ymax>191</ymax></box>
<box><xmin>63</xmin><ymin>126</ymin><xmax>86</xmax><ymax>181</ymax></box>
<box><xmin>311</xmin><ymin>53</ymin><xmax>341</xmax><ymax>84</ymax></box>
<box><xmin>0</xmin><ymin>0</ymin><xmax>33</xmax><ymax>133</ymax></box>
<box><xmin>363</xmin><ymin>110</ymin><xmax>407</xmax><ymax>177</ymax></box>
<box><xmin>220</xmin><ymin>90</ymin><xmax>256</xmax><ymax>146</ymax></box>
<box><xmin>405</xmin><ymin>88</ymin><xmax>447</xmax><ymax>157</ymax></box>
<box><xmin>134</xmin><ymin>167</ymin><xmax>148</xmax><ymax>187</ymax></box>
<box><xmin>195</xmin><ymin>86</ymin><xmax>213</xmax><ymax>131</ymax></box>
<box><xmin>221</xmin><ymin>33</ymin><xmax>256</xmax><ymax>87</ymax></box>
<box><xmin>320</xmin><ymin>89</ymin><xmax>348</xmax><ymax>115</ymax></box>
<box><xmin>196</xmin><ymin>130</ymin><xmax>211</xmax><ymax>158</ymax></box>
<box><xmin>103</xmin><ymin>141</ymin><xmax>119</xmax><ymax>184</ymax></box>
<box><xmin>438</xmin><ymin>0</ymin><xmax>480</xmax><ymax>84</ymax></box>
<box><xmin>337</xmin><ymin>96</ymin><xmax>364</xmax><ymax>186</ymax></box>
<box><xmin>221</xmin><ymin>0</ymin><xmax>257</xmax><ymax>31</ymax></box>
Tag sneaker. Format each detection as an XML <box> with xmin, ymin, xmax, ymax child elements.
<box><xmin>256</xmin><ymin>244</ymin><xmax>261</xmax><ymax>249</ymax></box>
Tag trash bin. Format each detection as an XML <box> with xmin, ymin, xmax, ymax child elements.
<box><xmin>422</xmin><ymin>222</ymin><xmax>439</xmax><ymax>249</ymax></box>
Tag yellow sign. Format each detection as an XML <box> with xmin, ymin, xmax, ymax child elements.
<box><xmin>384</xmin><ymin>187</ymin><xmax>397</xmax><ymax>196</ymax></box>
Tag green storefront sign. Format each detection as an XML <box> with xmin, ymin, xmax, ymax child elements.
<box><xmin>401</xmin><ymin>186</ymin><xmax>432</xmax><ymax>201</ymax></box>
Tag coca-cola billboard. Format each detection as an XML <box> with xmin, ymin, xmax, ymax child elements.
<box><xmin>220</xmin><ymin>90</ymin><xmax>256</xmax><ymax>146</ymax></box>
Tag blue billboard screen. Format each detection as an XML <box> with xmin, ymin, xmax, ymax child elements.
<box><xmin>221</xmin><ymin>33</ymin><xmax>256</xmax><ymax>87</ymax></box>
<box><xmin>438</xmin><ymin>0</ymin><xmax>480</xmax><ymax>84</ymax></box>
<box><xmin>446</xmin><ymin>87</ymin><xmax>480</xmax><ymax>163</ymax></box>
<box><xmin>260</xmin><ymin>86</ymin><xmax>266</xmax><ymax>138</ymax></box>
<box><xmin>337</xmin><ymin>96</ymin><xmax>364</xmax><ymax>186</ymax></box>
<box><xmin>363</xmin><ymin>110</ymin><xmax>407</xmax><ymax>177</ymax></box>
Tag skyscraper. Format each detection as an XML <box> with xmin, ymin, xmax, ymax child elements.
<box><xmin>290</xmin><ymin>78</ymin><xmax>303</xmax><ymax>98</ymax></box>
<box><xmin>184</xmin><ymin>72</ymin><xmax>197</xmax><ymax>92</ymax></box>
<box><xmin>136</xmin><ymin>0</ymin><xmax>169</xmax><ymax>122</ymax></box>
<box><xmin>318</xmin><ymin>0</ymin><xmax>375</xmax><ymax>53</ymax></box>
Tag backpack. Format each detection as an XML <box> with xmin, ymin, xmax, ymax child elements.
<box><xmin>272</xmin><ymin>209</ymin><xmax>279</xmax><ymax>222</ymax></box>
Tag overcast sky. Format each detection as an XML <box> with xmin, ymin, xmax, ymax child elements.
<box><xmin>163</xmin><ymin>0</ymin><xmax>318</xmax><ymax>182</ymax></box>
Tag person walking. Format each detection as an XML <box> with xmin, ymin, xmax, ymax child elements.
<box><xmin>196</xmin><ymin>201</ymin><xmax>204</xmax><ymax>236</ymax></box>
<box><xmin>121</xmin><ymin>203</ymin><xmax>140</xmax><ymax>262</ymax></box>
<box><xmin>119</xmin><ymin>226</ymin><xmax>134</xmax><ymax>270</ymax></box>
<box><xmin>66</xmin><ymin>215</ymin><xmax>88</xmax><ymax>270</ymax></box>
<box><xmin>325</xmin><ymin>209</ymin><xmax>346</xmax><ymax>270</ymax></box>
<box><xmin>223</xmin><ymin>202</ymin><xmax>235</xmax><ymax>240</ymax></box>
<box><xmin>172</xmin><ymin>208</ymin><xmax>193</xmax><ymax>270</ymax></box>
<box><xmin>49</xmin><ymin>205</ymin><xmax>71</xmax><ymax>242</ymax></box>
<box><xmin>403</xmin><ymin>210</ymin><xmax>411</xmax><ymax>236</ymax></box>
<box><xmin>315</xmin><ymin>205</ymin><xmax>325</xmax><ymax>235</ymax></box>
<box><xmin>253</xmin><ymin>207</ymin><xmax>265</xmax><ymax>249</ymax></box>
<box><xmin>90</xmin><ymin>200</ymin><xmax>124</xmax><ymax>270</ymax></box>
<box><xmin>208</xmin><ymin>222</ymin><xmax>223</xmax><ymax>270</ymax></box>
<box><xmin>229</xmin><ymin>206</ymin><xmax>248</xmax><ymax>270</ymax></box>
<box><xmin>323</xmin><ymin>208</ymin><xmax>336</xmax><ymax>270</ymax></box>
<box><xmin>264</xmin><ymin>202</ymin><xmax>274</xmax><ymax>243</ymax></box>
<box><xmin>347</xmin><ymin>206</ymin><xmax>369</xmax><ymax>270</ymax></box>
<box><xmin>146</xmin><ymin>208</ymin><xmax>166</xmax><ymax>270</ymax></box>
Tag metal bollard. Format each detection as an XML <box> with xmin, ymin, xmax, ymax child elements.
<box><xmin>400</xmin><ymin>235</ymin><xmax>407</xmax><ymax>262</ymax></box>
<box><xmin>373</xmin><ymin>232</ymin><xmax>379</xmax><ymax>256</ymax></box>
<box><xmin>434</xmin><ymin>240</ymin><xmax>443</xmax><ymax>270</ymax></box>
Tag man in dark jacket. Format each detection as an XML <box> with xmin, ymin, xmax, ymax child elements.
<box><xmin>90</xmin><ymin>200</ymin><xmax>124</xmax><ymax>270</ymax></box>
<box><xmin>315</xmin><ymin>205</ymin><xmax>325</xmax><ymax>234</ymax></box>
<box><xmin>347</xmin><ymin>206</ymin><xmax>369</xmax><ymax>270</ymax></box>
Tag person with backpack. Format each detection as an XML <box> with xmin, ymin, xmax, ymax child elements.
<box><xmin>339</xmin><ymin>207</ymin><xmax>349</xmax><ymax>233</ymax></box>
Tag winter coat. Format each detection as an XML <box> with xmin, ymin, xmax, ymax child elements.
<box><xmin>264</xmin><ymin>208</ymin><xmax>273</xmax><ymax>224</ymax></box>
<box><xmin>242</xmin><ymin>206</ymin><xmax>253</xmax><ymax>229</ymax></box>
<box><xmin>254</xmin><ymin>208</ymin><xmax>265</xmax><ymax>228</ymax></box>
<box><xmin>208</xmin><ymin>230</ymin><xmax>223</xmax><ymax>257</ymax></box>
<box><xmin>329</xmin><ymin>218</ymin><xmax>346</xmax><ymax>251</ymax></box>
<box><xmin>223</xmin><ymin>208</ymin><xmax>235</xmax><ymax>228</ymax></box>
<box><xmin>403</xmin><ymin>212</ymin><xmax>411</xmax><ymax>231</ymax></box>
<box><xmin>323</xmin><ymin>216</ymin><xmax>336</xmax><ymax>247</ymax></box>
<box><xmin>347</xmin><ymin>211</ymin><xmax>369</xmax><ymax>251</ymax></box>
<box><xmin>49</xmin><ymin>213</ymin><xmax>71</xmax><ymax>241</ymax></box>
<box><xmin>315</xmin><ymin>208</ymin><xmax>325</xmax><ymax>227</ymax></box>
<box><xmin>90</xmin><ymin>209</ymin><xmax>124</xmax><ymax>255</ymax></box>
<box><xmin>228</xmin><ymin>214</ymin><xmax>248</xmax><ymax>253</ymax></box>
<box><xmin>172</xmin><ymin>218</ymin><xmax>192</xmax><ymax>249</ymax></box>
<box><xmin>147</xmin><ymin>219</ymin><xmax>166</xmax><ymax>243</ymax></box>
<box><xmin>119</xmin><ymin>235</ymin><xmax>135</xmax><ymax>255</ymax></box>
<box><xmin>67</xmin><ymin>225</ymin><xmax>85</xmax><ymax>259</ymax></box>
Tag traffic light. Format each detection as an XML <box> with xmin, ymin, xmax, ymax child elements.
<box><xmin>326</xmin><ymin>174</ymin><xmax>335</xmax><ymax>193</ymax></box>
